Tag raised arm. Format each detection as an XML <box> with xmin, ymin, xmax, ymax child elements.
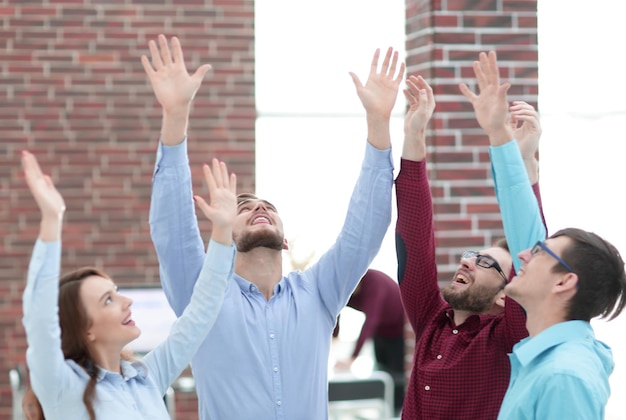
<box><xmin>395</xmin><ymin>75</ymin><xmax>441</xmax><ymax>333</ymax></box>
<box><xmin>143</xmin><ymin>35</ymin><xmax>211</xmax><ymax>315</ymax></box>
<box><xmin>349</xmin><ymin>47</ymin><xmax>405</xmax><ymax>150</ymax></box>
<box><xmin>142</xmin><ymin>158</ymin><xmax>236</xmax><ymax>393</ymax></box>
<box><xmin>459</xmin><ymin>51</ymin><xmax>546</xmax><ymax>272</ymax></box>
<box><xmin>21</xmin><ymin>151</ymin><xmax>71</xmax><ymax>407</ymax></box>
<box><xmin>312</xmin><ymin>48</ymin><xmax>403</xmax><ymax>317</ymax></box>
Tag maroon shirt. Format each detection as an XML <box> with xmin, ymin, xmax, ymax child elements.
<box><xmin>395</xmin><ymin>158</ymin><xmax>544</xmax><ymax>420</ymax></box>
<box><xmin>333</xmin><ymin>269</ymin><xmax>405</xmax><ymax>358</ymax></box>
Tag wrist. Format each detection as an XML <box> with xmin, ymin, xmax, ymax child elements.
<box><xmin>487</xmin><ymin>126</ymin><xmax>515</xmax><ymax>146</ymax></box>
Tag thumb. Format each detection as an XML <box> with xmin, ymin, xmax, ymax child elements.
<box><xmin>458</xmin><ymin>83</ymin><xmax>476</xmax><ymax>102</ymax></box>
<box><xmin>193</xmin><ymin>64</ymin><xmax>212</xmax><ymax>82</ymax></box>
<box><xmin>348</xmin><ymin>72</ymin><xmax>363</xmax><ymax>91</ymax></box>
<box><xmin>193</xmin><ymin>195</ymin><xmax>214</xmax><ymax>221</ymax></box>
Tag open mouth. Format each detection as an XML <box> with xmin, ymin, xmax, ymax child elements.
<box><xmin>454</xmin><ymin>272</ymin><xmax>471</xmax><ymax>285</ymax></box>
<box><xmin>251</xmin><ymin>215</ymin><xmax>270</xmax><ymax>225</ymax></box>
<box><xmin>122</xmin><ymin>314</ymin><xmax>135</xmax><ymax>326</ymax></box>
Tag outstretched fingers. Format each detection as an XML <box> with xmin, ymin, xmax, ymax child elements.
<box><xmin>368</xmin><ymin>48</ymin><xmax>381</xmax><ymax>79</ymax></box>
<box><xmin>158</xmin><ymin>34</ymin><xmax>173</xmax><ymax>66</ymax></box>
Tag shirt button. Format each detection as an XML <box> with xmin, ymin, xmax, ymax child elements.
<box><xmin>452</xmin><ymin>329</ymin><xmax>458</xmax><ymax>334</ymax></box>
<box><xmin>277</xmin><ymin>400</ymin><xmax>282</xmax><ymax>406</ymax></box>
<box><xmin>269</xmin><ymin>333</ymin><xmax>275</xmax><ymax>339</ymax></box>
<box><xmin>436</xmin><ymin>355</ymin><xmax>442</xmax><ymax>359</ymax></box>
<box><xmin>424</xmin><ymin>386</ymin><xmax>430</xmax><ymax>391</ymax></box>
<box><xmin>273</xmin><ymin>367</ymin><xmax>279</xmax><ymax>372</ymax></box>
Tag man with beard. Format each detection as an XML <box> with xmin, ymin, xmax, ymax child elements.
<box><xmin>143</xmin><ymin>35</ymin><xmax>405</xmax><ymax>419</ymax></box>
<box><xmin>395</xmin><ymin>69</ymin><xmax>547</xmax><ymax>418</ymax></box>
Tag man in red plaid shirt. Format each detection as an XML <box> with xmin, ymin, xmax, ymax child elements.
<box><xmin>396</xmin><ymin>60</ymin><xmax>546</xmax><ymax>419</ymax></box>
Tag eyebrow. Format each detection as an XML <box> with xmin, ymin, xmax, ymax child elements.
<box><xmin>98</xmin><ymin>285</ymin><xmax>118</xmax><ymax>303</ymax></box>
<box><xmin>237</xmin><ymin>199</ymin><xmax>276</xmax><ymax>210</ymax></box>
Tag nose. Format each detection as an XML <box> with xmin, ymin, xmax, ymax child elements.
<box><xmin>122</xmin><ymin>294</ymin><xmax>133</xmax><ymax>308</ymax></box>
<box><xmin>518</xmin><ymin>248</ymin><xmax>532</xmax><ymax>263</ymax></box>
<box><xmin>253</xmin><ymin>201</ymin><xmax>267</xmax><ymax>212</ymax></box>
<box><xmin>460</xmin><ymin>255</ymin><xmax>475</xmax><ymax>269</ymax></box>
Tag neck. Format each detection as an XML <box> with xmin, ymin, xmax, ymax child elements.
<box><xmin>88</xmin><ymin>345</ymin><xmax>122</xmax><ymax>374</ymax></box>
<box><xmin>452</xmin><ymin>309</ymin><xmax>471</xmax><ymax>326</ymax></box>
<box><xmin>524</xmin><ymin>310</ymin><xmax>566</xmax><ymax>337</ymax></box>
<box><xmin>452</xmin><ymin>305</ymin><xmax>502</xmax><ymax>326</ymax></box>
<box><xmin>235</xmin><ymin>247</ymin><xmax>283</xmax><ymax>300</ymax></box>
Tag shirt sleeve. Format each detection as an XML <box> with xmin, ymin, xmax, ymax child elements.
<box><xmin>149</xmin><ymin>139</ymin><xmax>206</xmax><ymax>316</ymax></box>
<box><xmin>489</xmin><ymin>141</ymin><xmax>547</xmax><ymax>272</ymax></box>
<box><xmin>395</xmin><ymin>158</ymin><xmax>443</xmax><ymax>336</ymax></box>
<box><xmin>141</xmin><ymin>239</ymin><xmax>235</xmax><ymax>394</ymax></box>
<box><xmin>22</xmin><ymin>239</ymin><xmax>75</xmax><ymax>407</ymax></box>
<box><xmin>306</xmin><ymin>142</ymin><xmax>393</xmax><ymax>320</ymax></box>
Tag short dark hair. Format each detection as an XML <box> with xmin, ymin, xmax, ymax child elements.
<box><xmin>551</xmin><ymin>228</ymin><xmax>626</xmax><ymax>322</ymax></box>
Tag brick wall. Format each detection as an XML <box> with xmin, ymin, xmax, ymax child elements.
<box><xmin>0</xmin><ymin>1</ymin><xmax>254</xmax><ymax>419</ymax></box>
<box><xmin>403</xmin><ymin>0</ymin><xmax>538</xmax><ymax>387</ymax></box>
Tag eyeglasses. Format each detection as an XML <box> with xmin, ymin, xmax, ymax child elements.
<box><xmin>461</xmin><ymin>250</ymin><xmax>508</xmax><ymax>283</ymax></box>
<box><xmin>530</xmin><ymin>241</ymin><xmax>575</xmax><ymax>273</ymax></box>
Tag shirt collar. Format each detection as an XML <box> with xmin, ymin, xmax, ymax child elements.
<box><xmin>513</xmin><ymin>320</ymin><xmax>593</xmax><ymax>366</ymax></box>
<box><xmin>234</xmin><ymin>273</ymin><xmax>284</xmax><ymax>296</ymax></box>
<box><xmin>442</xmin><ymin>308</ymin><xmax>484</xmax><ymax>330</ymax></box>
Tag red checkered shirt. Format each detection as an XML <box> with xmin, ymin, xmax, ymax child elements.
<box><xmin>396</xmin><ymin>158</ymin><xmax>545</xmax><ymax>420</ymax></box>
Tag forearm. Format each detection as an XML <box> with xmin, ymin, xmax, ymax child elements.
<box><xmin>490</xmin><ymin>141</ymin><xmax>546</xmax><ymax>271</ymax></box>
<box><xmin>313</xmin><ymin>143</ymin><xmax>393</xmax><ymax>316</ymax></box>
<box><xmin>143</xmin><ymin>239</ymin><xmax>234</xmax><ymax>393</ymax></box>
<box><xmin>23</xmin><ymin>240</ymin><xmax>68</xmax><ymax>404</ymax></box>
<box><xmin>160</xmin><ymin>106</ymin><xmax>190</xmax><ymax>146</ymax></box>
<box><xmin>366</xmin><ymin>114</ymin><xmax>392</xmax><ymax>151</ymax></box>
<box><xmin>150</xmin><ymin>141</ymin><xmax>205</xmax><ymax>315</ymax></box>
<box><xmin>395</xmin><ymin>159</ymin><xmax>441</xmax><ymax>331</ymax></box>
<box><xmin>401</xmin><ymin>128</ymin><xmax>426</xmax><ymax>162</ymax></box>
<box><xmin>38</xmin><ymin>214</ymin><xmax>63</xmax><ymax>242</ymax></box>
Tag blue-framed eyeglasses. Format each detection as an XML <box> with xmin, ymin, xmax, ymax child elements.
<box><xmin>461</xmin><ymin>250</ymin><xmax>508</xmax><ymax>283</ymax></box>
<box><xmin>531</xmin><ymin>241</ymin><xmax>575</xmax><ymax>273</ymax></box>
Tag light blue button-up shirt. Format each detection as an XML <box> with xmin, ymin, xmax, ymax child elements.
<box><xmin>497</xmin><ymin>320</ymin><xmax>613</xmax><ymax>419</ymax></box>
<box><xmin>23</xmin><ymin>238</ymin><xmax>234</xmax><ymax>420</ymax></box>
<box><xmin>149</xmin><ymin>138</ymin><xmax>393</xmax><ymax>419</ymax></box>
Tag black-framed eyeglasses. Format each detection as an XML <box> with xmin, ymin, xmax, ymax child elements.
<box><xmin>462</xmin><ymin>250</ymin><xmax>508</xmax><ymax>283</ymax></box>
<box><xmin>530</xmin><ymin>241</ymin><xmax>575</xmax><ymax>273</ymax></box>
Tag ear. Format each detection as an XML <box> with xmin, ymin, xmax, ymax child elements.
<box><xmin>555</xmin><ymin>272</ymin><xmax>578</xmax><ymax>292</ymax></box>
<box><xmin>282</xmin><ymin>238</ymin><xmax>289</xmax><ymax>250</ymax></box>
<box><xmin>86</xmin><ymin>329</ymin><xmax>96</xmax><ymax>343</ymax></box>
<box><xmin>494</xmin><ymin>289</ymin><xmax>506</xmax><ymax>309</ymax></box>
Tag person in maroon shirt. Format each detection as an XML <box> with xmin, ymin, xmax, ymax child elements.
<box><xmin>395</xmin><ymin>74</ymin><xmax>545</xmax><ymax>419</ymax></box>
<box><xmin>332</xmin><ymin>268</ymin><xmax>406</xmax><ymax>412</ymax></box>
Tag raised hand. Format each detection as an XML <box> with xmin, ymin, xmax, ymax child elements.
<box><xmin>510</xmin><ymin>100</ymin><xmax>541</xmax><ymax>183</ymax></box>
<box><xmin>459</xmin><ymin>51</ymin><xmax>513</xmax><ymax>145</ymax></box>
<box><xmin>350</xmin><ymin>47</ymin><xmax>405</xmax><ymax>119</ymax></box>
<box><xmin>402</xmin><ymin>75</ymin><xmax>435</xmax><ymax>161</ymax></box>
<box><xmin>141</xmin><ymin>34</ymin><xmax>211</xmax><ymax>115</ymax></box>
<box><xmin>510</xmin><ymin>101</ymin><xmax>541</xmax><ymax>161</ymax></box>
<box><xmin>22</xmin><ymin>151</ymin><xmax>65</xmax><ymax>242</ymax></box>
<box><xmin>22</xmin><ymin>151</ymin><xmax>65</xmax><ymax>219</ymax></box>
<box><xmin>141</xmin><ymin>34</ymin><xmax>211</xmax><ymax>145</ymax></box>
<box><xmin>193</xmin><ymin>158</ymin><xmax>237</xmax><ymax>246</ymax></box>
